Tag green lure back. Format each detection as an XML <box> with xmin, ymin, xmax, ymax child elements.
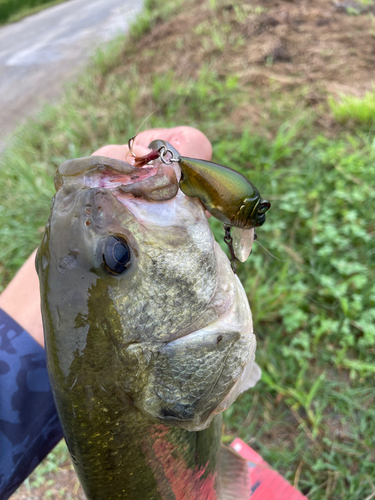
<box><xmin>147</xmin><ymin>140</ymin><xmax>270</xmax><ymax>230</ymax></box>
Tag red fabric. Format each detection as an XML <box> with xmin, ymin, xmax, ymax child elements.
<box><xmin>231</xmin><ymin>438</ymin><xmax>308</xmax><ymax>500</ymax></box>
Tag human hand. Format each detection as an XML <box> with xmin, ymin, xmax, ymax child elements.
<box><xmin>0</xmin><ymin>126</ymin><xmax>212</xmax><ymax>348</ymax></box>
<box><xmin>92</xmin><ymin>125</ymin><xmax>212</xmax><ymax>162</ymax></box>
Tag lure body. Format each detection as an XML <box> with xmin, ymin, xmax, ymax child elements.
<box><xmin>178</xmin><ymin>157</ymin><xmax>266</xmax><ymax>228</ymax></box>
<box><xmin>146</xmin><ymin>140</ymin><xmax>270</xmax><ymax>229</ymax></box>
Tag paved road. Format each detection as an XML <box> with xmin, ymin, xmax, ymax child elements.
<box><xmin>0</xmin><ymin>0</ymin><xmax>143</xmax><ymax>152</ymax></box>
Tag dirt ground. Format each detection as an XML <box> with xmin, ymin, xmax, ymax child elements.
<box><xmin>126</xmin><ymin>0</ymin><xmax>375</xmax><ymax>132</ymax></box>
<box><xmin>10</xmin><ymin>0</ymin><xmax>375</xmax><ymax>498</ymax></box>
<box><xmin>12</xmin><ymin>465</ymin><xmax>85</xmax><ymax>500</ymax></box>
<box><xmin>137</xmin><ymin>0</ymin><xmax>375</xmax><ymax>92</ymax></box>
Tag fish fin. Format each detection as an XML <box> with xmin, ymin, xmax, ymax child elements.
<box><xmin>217</xmin><ymin>443</ymin><xmax>251</xmax><ymax>500</ymax></box>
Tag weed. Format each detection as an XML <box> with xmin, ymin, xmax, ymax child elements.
<box><xmin>129</xmin><ymin>0</ymin><xmax>185</xmax><ymax>40</ymax></box>
<box><xmin>329</xmin><ymin>89</ymin><xmax>375</xmax><ymax>127</ymax></box>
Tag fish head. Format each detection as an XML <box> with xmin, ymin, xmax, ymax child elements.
<box><xmin>36</xmin><ymin>155</ymin><xmax>260</xmax><ymax>432</ymax></box>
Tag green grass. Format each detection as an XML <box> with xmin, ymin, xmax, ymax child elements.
<box><xmin>2</xmin><ymin>0</ymin><xmax>375</xmax><ymax>498</ymax></box>
<box><xmin>329</xmin><ymin>89</ymin><xmax>375</xmax><ymax>127</ymax></box>
<box><xmin>128</xmin><ymin>0</ymin><xmax>185</xmax><ymax>40</ymax></box>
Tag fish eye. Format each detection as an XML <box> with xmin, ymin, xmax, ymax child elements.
<box><xmin>103</xmin><ymin>236</ymin><xmax>131</xmax><ymax>275</ymax></box>
<box><xmin>257</xmin><ymin>200</ymin><xmax>271</xmax><ymax>215</ymax></box>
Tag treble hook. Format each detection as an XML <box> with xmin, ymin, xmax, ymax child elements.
<box><xmin>128</xmin><ymin>135</ymin><xmax>136</xmax><ymax>157</ymax></box>
<box><xmin>223</xmin><ymin>225</ymin><xmax>238</xmax><ymax>274</ymax></box>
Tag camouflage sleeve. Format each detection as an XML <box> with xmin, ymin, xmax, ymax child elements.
<box><xmin>0</xmin><ymin>308</ymin><xmax>63</xmax><ymax>499</ymax></box>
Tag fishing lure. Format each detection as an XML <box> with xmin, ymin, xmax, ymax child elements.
<box><xmin>128</xmin><ymin>137</ymin><xmax>271</xmax><ymax>272</ymax></box>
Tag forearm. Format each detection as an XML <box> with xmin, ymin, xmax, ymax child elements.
<box><xmin>0</xmin><ymin>250</ymin><xmax>44</xmax><ymax>347</ymax></box>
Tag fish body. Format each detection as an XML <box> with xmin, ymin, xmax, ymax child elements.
<box><xmin>36</xmin><ymin>155</ymin><xmax>260</xmax><ymax>499</ymax></box>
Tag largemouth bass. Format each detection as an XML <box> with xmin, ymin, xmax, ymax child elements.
<box><xmin>36</xmin><ymin>153</ymin><xmax>261</xmax><ymax>500</ymax></box>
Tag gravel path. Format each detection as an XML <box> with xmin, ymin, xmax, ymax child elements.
<box><xmin>0</xmin><ymin>0</ymin><xmax>143</xmax><ymax>152</ymax></box>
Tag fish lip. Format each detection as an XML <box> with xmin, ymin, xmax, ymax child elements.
<box><xmin>163</xmin><ymin>305</ymin><xmax>233</xmax><ymax>346</ymax></box>
<box><xmin>55</xmin><ymin>156</ymin><xmax>158</xmax><ymax>192</ymax></box>
<box><xmin>56</xmin><ymin>155</ymin><xmax>179</xmax><ymax>203</ymax></box>
<box><xmin>163</xmin><ymin>273</ymin><xmax>251</xmax><ymax>348</ymax></box>
<box><xmin>58</xmin><ymin>156</ymin><xmax>142</xmax><ymax>177</ymax></box>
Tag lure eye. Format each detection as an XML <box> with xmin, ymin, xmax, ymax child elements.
<box><xmin>257</xmin><ymin>200</ymin><xmax>271</xmax><ymax>215</ymax></box>
<box><xmin>103</xmin><ymin>236</ymin><xmax>131</xmax><ymax>275</ymax></box>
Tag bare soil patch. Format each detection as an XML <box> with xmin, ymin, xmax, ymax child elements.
<box><xmin>120</xmin><ymin>0</ymin><xmax>375</xmax><ymax>131</ymax></box>
<box><xmin>12</xmin><ymin>459</ymin><xmax>85</xmax><ymax>499</ymax></box>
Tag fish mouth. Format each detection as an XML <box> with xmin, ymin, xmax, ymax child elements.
<box><xmin>167</xmin><ymin>239</ymin><xmax>251</xmax><ymax>342</ymax></box>
<box><xmin>55</xmin><ymin>155</ymin><xmax>179</xmax><ymax>202</ymax></box>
